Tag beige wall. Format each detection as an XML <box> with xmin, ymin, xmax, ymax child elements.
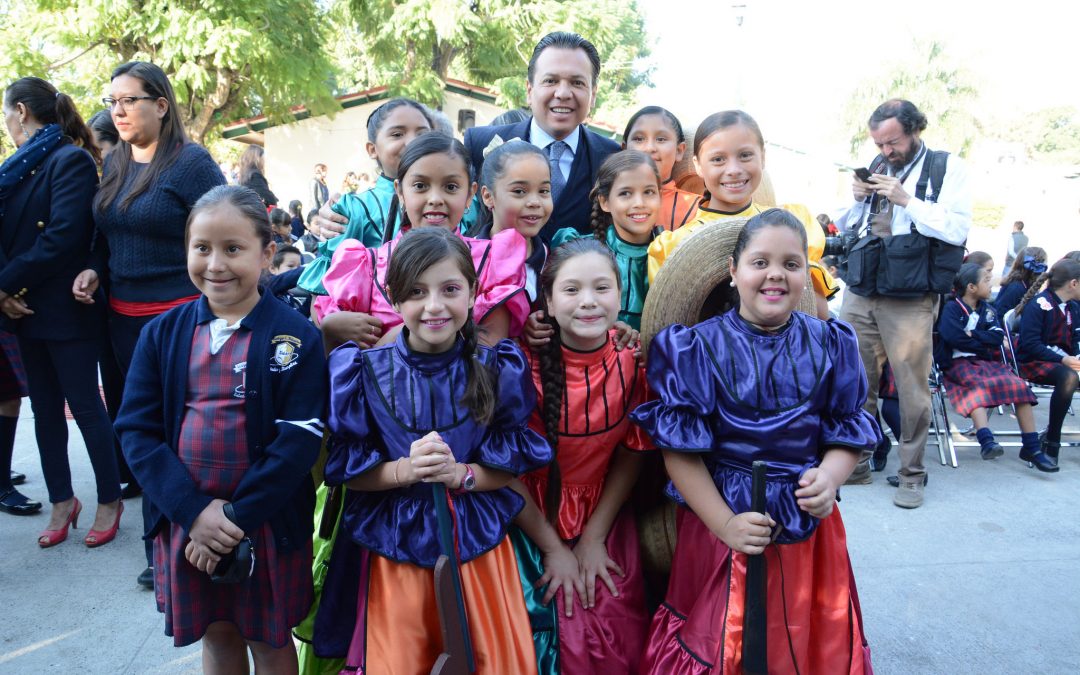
<box><xmin>262</xmin><ymin>92</ymin><xmax>505</xmax><ymax>215</ymax></box>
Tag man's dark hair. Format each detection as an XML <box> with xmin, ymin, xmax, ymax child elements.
<box><xmin>1014</xmin><ymin>220</ymin><xmax>1025</xmax><ymax>231</ymax></box>
<box><xmin>527</xmin><ymin>32</ymin><xmax>601</xmax><ymax>87</ymax></box>
<box><xmin>868</xmin><ymin>99</ymin><xmax>928</xmax><ymax>135</ymax></box>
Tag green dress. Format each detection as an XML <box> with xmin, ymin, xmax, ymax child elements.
<box><xmin>550</xmin><ymin>226</ymin><xmax>654</xmax><ymax>330</ymax></box>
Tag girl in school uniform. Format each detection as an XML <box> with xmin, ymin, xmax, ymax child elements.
<box><xmin>512</xmin><ymin>238</ymin><xmax>651</xmax><ymax>674</ymax></box>
<box><xmin>645</xmin><ymin>111</ymin><xmax>838</xmax><ymax>318</ymax></box>
<box><xmin>1016</xmin><ymin>258</ymin><xmax>1080</xmax><ymax>464</ymax></box>
<box><xmin>313</xmin><ymin>227</ymin><xmax>550</xmax><ymax>673</ymax></box>
<box><xmin>117</xmin><ymin>185</ymin><xmax>326</xmax><ymax>672</ymax></box>
<box><xmin>937</xmin><ymin>263</ymin><xmax>1046</xmax><ymax>468</ymax></box>
<box><xmin>632</xmin><ymin>208</ymin><xmax>879</xmax><ymax>674</ymax></box>
<box><xmin>622</xmin><ymin>106</ymin><xmax>700</xmax><ymax>231</ymax></box>
<box><xmin>298</xmin><ymin>98</ymin><xmax>435</xmax><ymax>294</ymax></box>
<box><xmin>994</xmin><ymin>246</ymin><xmax>1047</xmax><ymax>317</ymax></box>
<box><xmin>550</xmin><ymin>150</ymin><xmax>662</xmax><ymax>331</ymax></box>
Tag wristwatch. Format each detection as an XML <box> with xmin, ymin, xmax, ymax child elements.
<box><xmin>457</xmin><ymin>463</ymin><xmax>476</xmax><ymax>493</ymax></box>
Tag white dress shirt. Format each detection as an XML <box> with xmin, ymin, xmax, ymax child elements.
<box><xmin>529</xmin><ymin>120</ymin><xmax>580</xmax><ymax>183</ymax></box>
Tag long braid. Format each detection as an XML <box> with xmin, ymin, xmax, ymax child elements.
<box><xmin>383</xmin><ymin>194</ymin><xmax>402</xmax><ymax>243</ymax></box>
<box><xmin>590</xmin><ymin>198</ymin><xmax>609</xmax><ymax>242</ymax></box>
<box><xmin>1013</xmin><ymin>271</ymin><xmax>1050</xmax><ymax>316</ymax></box>
<box><xmin>460</xmin><ymin>313</ymin><xmax>495</xmax><ymax>425</ymax></box>
<box><xmin>537</xmin><ymin>299</ymin><xmax>566</xmax><ymax>524</ymax></box>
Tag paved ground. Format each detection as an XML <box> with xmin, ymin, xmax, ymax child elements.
<box><xmin>1</xmin><ymin>398</ymin><xmax>1078</xmax><ymax>674</ymax></box>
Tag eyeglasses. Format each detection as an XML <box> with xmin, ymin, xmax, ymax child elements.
<box><xmin>101</xmin><ymin>96</ymin><xmax>157</xmax><ymax>111</ymax></box>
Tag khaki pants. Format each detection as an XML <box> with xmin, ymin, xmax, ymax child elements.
<box><xmin>841</xmin><ymin>292</ymin><xmax>937</xmax><ymax>485</ymax></box>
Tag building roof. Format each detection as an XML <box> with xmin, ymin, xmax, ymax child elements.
<box><xmin>221</xmin><ymin>78</ymin><xmax>618</xmax><ymax>143</ymax></box>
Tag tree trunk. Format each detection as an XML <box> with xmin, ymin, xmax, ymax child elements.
<box><xmin>187</xmin><ymin>67</ymin><xmax>237</xmax><ymax>146</ymax></box>
<box><xmin>432</xmin><ymin>41</ymin><xmax>457</xmax><ymax>81</ymax></box>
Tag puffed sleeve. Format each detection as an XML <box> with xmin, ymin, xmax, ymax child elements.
<box><xmin>819</xmin><ymin>320</ymin><xmax>882</xmax><ymax>451</ymax></box>
<box><xmin>646</xmin><ymin>226</ymin><xmax>692</xmax><ymax>284</ymax></box>
<box><xmin>474</xmin><ymin>340</ymin><xmax>552</xmax><ymax>474</ymax></box>
<box><xmin>314</xmin><ymin>239</ymin><xmax>375</xmax><ymax>323</ymax></box>
<box><xmin>472</xmin><ymin>229</ymin><xmax>529</xmax><ymax>336</ymax></box>
<box><xmin>630</xmin><ymin>324</ymin><xmax>715</xmax><ymax>451</ymax></box>
<box><xmin>550</xmin><ymin>227</ymin><xmax>583</xmax><ymax>248</ymax></box>
<box><xmin>324</xmin><ymin>343</ymin><xmax>386</xmax><ymax>484</ymax></box>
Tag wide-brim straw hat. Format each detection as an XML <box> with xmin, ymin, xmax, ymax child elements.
<box><xmin>640</xmin><ymin>217</ymin><xmax>817</xmax><ymax>354</ymax></box>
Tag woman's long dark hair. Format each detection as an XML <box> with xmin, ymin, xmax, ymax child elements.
<box><xmin>1002</xmin><ymin>246</ymin><xmax>1047</xmax><ymax>287</ymax></box>
<box><xmin>385</xmin><ymin>228</ymin><xmax>495</xmax><ymax>424</ymax></box>
<box><xmin>536</xmin><ymin>238</ymin><xmax>620</xmax><ymax>523</ymax></box>
<box><xmin>95</xmin><ymin>61</ymin><xmax>189</xmax><ymax>213</ymax></box>
<box><xmin>4</xmin><ymin>77</ymin><xmax>100</xmax><ymax>164</ymax></box>
<box><xmin>237</xmin><ymin>145</ymin><xmax>265</xmax><ymax>186</ymax></box>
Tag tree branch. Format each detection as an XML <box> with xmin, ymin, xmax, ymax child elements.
<box><xmin>47</xmin><ymin>42</ymin><xmax>103</xmax><ymax>70</ymax></box>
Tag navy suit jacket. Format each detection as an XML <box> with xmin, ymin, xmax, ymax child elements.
<box><xmin>0</xmin><ymin>141</ymin><xmax>103</xmax><ymax>341</ymax></box>
<box><xmin>463</xmin><ymin>118</ymin><xmax>620</xmax><ymax>242</ymax></box>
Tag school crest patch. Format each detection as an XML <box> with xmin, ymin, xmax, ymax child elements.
<box><xmin>1037</xmin><ymin>297</ymin><xmax>1053</xmax><ymax>312</ymax></box>
<box><xmin>270</xmin><ymin>335</ymin><xmax>301</xmax><ymax>372</ymax></box>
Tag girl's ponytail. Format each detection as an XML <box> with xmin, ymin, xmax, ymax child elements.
<box><xmin>459</xmin><ymin>313</ymin><xmax>496</xmax><ymax>425</ymax></box>
<box><xmin>54</xmin><ymin>92</ymin><xmax>101</xmax><ymax>164</ymax></box>
<box><xmin>537</xmin><ymin>299</ymin><xmax>566</xmax><ymax>524</ymax></box>
<box><xmin>3</xmin><ymin>77</ymin><xmax>100</xmax><ymax>164</ymax></box>
<box><xmin>1013</xmin><ymin>271</ymin><xmax>1050</xmax><ymax>316</ymax></box>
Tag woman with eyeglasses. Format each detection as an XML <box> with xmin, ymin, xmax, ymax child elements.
<box><xmin>72</xmin><ymin>61</ymin><xmax>224</xmax><ymax>588</ymax></box>
<box><xmin>0</xmin><ymin>77</ymin><xmax>123</xmax><ymax>541</ymax></box>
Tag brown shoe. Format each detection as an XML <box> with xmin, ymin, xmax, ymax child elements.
<box><xmin>893</xmin><ymin>481</ymin><xmax>924</xmax><ymax>509</ymax></box>
<box><xmin>844</xmin><ymin>460</ymin><xmax>872</xmax><ymax>485</ymax></box>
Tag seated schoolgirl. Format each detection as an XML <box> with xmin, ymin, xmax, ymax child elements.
<box><xmin>995</xmin><ymin>246</ymin><xmax>1047</xmax><ymax>317</ymax></box>
<box><xmin>1016</xmin><ymin>258</ymin><xmax>1080</xmax><ymax>464</ymax></box>
<box><xmin>937</xmin><ymin>263</ymin><xmax>1047</xmax><ymax>469</ymax></box>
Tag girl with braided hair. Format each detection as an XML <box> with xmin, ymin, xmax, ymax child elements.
<box><xmin>314</xmin><ymin>227</ymin><xmax>550</xmax><ymax>673</ymax></box>
<box><xmin>995</xmin><ymin>246</ymin><xmax>1048</xmax><ymax>316</ymax></box>
<box><xmin>510</xmin><ymin>238</ymin><xmax>651</xmax><ymax>674</ymax></box>
<box><xmin>549</xmin><ymin>150</ymin><xmax>662</xmax><ymax>330</ymax></box>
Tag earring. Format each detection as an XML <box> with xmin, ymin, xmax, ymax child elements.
<box><xmin>18</xmin><ymin>118</ymin><xmax>31</xmax><ymax>142</ymax></box>
<box><xmin>729</xmin><ymin>279</ymin><xmax>736</xmax><ymax>287</ymax></box>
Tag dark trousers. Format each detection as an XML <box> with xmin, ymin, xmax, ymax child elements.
<box><xmin>18</xmin><ymin>336</ymin><xmax>120</xmax><ymax>505</ymax></box>
<box><xmin>108</xmin><ymin>309</ymin><xmax>159</xmax><ymax>566</ymax></box>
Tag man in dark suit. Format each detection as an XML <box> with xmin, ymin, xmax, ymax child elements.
<box><xmin>463</xmin><ymin>31</ymin><xmax>620</xmax><ymax>242</ymax></box>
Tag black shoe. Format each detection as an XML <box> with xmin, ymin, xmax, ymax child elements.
<box><xmin>887</xmin><ymin>474</ymin><xmax>929</xmax><ymax>488</ymax></box>
<box><xmin>137</xmin><ymin>566</ymin><xmax>154</xmax><ymax>589</ymax></box>
<box><xmin>1040</xmin><ymin>432</ymin><xmax>1061</xmax><ymax>463</ymax></box>
<box><xmin>871</xmin><ymin>437</ymin><xmax>891</xmax><ymax>472</ymax></box>
<box><xmin>0</xmin><ymin>488</ymin><xmax>43</xmax><ymax>515</ymax></box>
<box><xmin>120</xmin><ymin>482</ymin><xmax>143</xmax><ymax>500</ymax></box>
<box><xmin>1019</xmin><ymin>447</ymin><xmax>1059</xmax><ymax>473</ymax></box>
<box><xmin>980</xmin><ymin>442</ymin><xmax>1005</xmax><ymax>460</ymax></box>
<box><xmin>10</xmin><ymin>470</ymin><xmax>25</xmax><ymax>485</ymax></box>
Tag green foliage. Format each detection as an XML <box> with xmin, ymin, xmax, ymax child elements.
<box><xmin>972</xmin><ymin>201</ymin><xmax>1006</xmax><ymax>231</ymax></box>
<box><xmin>1</xmin><ymin>0</ymin><xmax>340</xmax><ymax>145</ymax></box>
<box><xmin>1002</xmin><ymin>106</ymin><xmax>1080</xmax><ymax>165</ymax></box>
<box><xmin>839</xmin><ymin>40</ymin><xmax>981</xmax><ymax>158</ymax></box>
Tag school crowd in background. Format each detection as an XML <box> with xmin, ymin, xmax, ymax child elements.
<box><xmin>1</xmin><ymin>28</ymin><xmax>1078</xmax><ymax>675</ymax></box>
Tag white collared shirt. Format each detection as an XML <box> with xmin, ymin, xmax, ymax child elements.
<box><xmin>529</xmin><ymin>120</ymin><xmax>580</xmax><ymax>183</ymax></box>
<box><xmin>838</xmin><ymin>147</ymin><xmax>972</xmax><ymax>246</ymax></box>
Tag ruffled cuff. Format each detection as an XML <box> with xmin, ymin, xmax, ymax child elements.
<box><xmin>323</xmin><ymin>436</ymin><xmax>388</xmax><ymax>486</ymax></box>
<box><xmin>475</xmin><ymin>426</ymin><xmax>552</xmax><ymax>476</ymax></box>
<box><xmin>550</xmin><ymin>227</ymin><xmax>584</xmax><ymax>248</ymax></box>
<box><xmin>297</xmin><ymin>254</ymin><xmax>332</xmax><ymax>295</ymax></box>
<box><xmin>820</xmin><ymin>408</ymin><xmax>881</xmax><ymax>452</ymax></box>
<box><xmin>630</xmin><ymin>401</ymin><xmax>713</xmax><ymax>452</ymax></box>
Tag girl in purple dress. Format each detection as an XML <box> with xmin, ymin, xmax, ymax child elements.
<box><xmin>118</xmin><ymin>185</ymin><xmax>326</xmax><ymax>672</ymax></box>
<box><xmin>632</xmin><ymin>208</ymin><xmax>880</xmax><ymax>674</ymax></box>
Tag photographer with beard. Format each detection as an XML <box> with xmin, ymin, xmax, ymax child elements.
<box><xmin>838</xmin><ymin>99</ymin><xmax>971</xmax><ymax>509</ymax></box>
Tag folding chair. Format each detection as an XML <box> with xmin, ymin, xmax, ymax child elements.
<box><xmin>929</xmin><ymin>362</ymin><xmax>957</xmax><ymax>467</ymax></box>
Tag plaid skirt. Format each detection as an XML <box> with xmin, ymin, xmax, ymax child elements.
<box><xmin>1020</xmin><ymin>359</ymin><xmax>1064</xmax><ymax>384</ymax></box>
<box><xmin>0</xmin><ymin>329</ymin><xmax>28</xmax><ymax>400</ymax></box>
<box><xmin>943</xmin><ymin>357</ymin><xmax>1037</xmax><ymax>416</ymax></box>
<box><xmin>878</xmin><ymin>362</ymin><xmax>898</xmax><ymax>400</ymax></box>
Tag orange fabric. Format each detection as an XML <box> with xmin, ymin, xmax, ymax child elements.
<box><xmin>109</xmin><ymin>294</ymin><xmax>200</xmax><ymax>317</ymax></box>
<box><xmin>521</xmin><ymin>331</ymin><xmax>652</xmax><ymax>540</ymax></box>
<box><xmin>659</xmin><ymin>180</ymin><xmax>701</xmax><ymax>231</ymax></box>
<box><xmin>365</xmin><ymin>538</ymin><xmax>538</xmax><ymax>675</ymax></box>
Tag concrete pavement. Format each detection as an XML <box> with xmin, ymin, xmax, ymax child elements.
<box><xmin>1</xmin><ymin>400</ymin><xmax>1078</xmax><ymax>673</ymax></box>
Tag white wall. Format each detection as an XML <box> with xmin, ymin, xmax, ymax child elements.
<box><xmin>262</xmin><ymin>93</ymin><xmax>505</xmax><ymax>216</ymax></box>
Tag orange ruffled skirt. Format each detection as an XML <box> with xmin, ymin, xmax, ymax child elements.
<box><xmin>640</xmin><ymin>506</ymin><xmax>872</xmax><ymax>674</ymax></box>
<box><xmin>344</xmin><ymin>536</ymin><xmax>538</xmax><ymax>675</ymax></box>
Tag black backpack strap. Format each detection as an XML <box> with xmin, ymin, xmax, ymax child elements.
<box><xmin>868</xmin><ymin>154</ymin><xmax>888</xmax><ymax>176</ymax></box>
<box><xmin>915</xmin><ymin>149</ymin><xmax>949</xmax><ymax>203</ymax></box>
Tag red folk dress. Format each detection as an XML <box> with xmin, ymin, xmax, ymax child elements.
<box><xmin>520</xmin><ymin>331</ymin><xmax>652</xmax><ymax>674</ymax></box>
<box><xmin>153</xmin><ymin>324</ymin><xmax>312</xmax><ymax>648</ymax></box>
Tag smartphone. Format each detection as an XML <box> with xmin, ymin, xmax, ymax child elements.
<box><xmin>853</xmin><ymin>167</ymin><xmax>873</xmax><ymax>182</ymax></box>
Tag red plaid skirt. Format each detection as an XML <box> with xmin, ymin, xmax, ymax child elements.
<box><xmin>1020</xmin><ymin>360</ymin><xmax>1064</xmax><ymax>384</ymax></box>
<box><xmin>154</xmin><ymin>326</ymin><xmax>312</xmax><ymax>647</ymax></box>
<box><xmin>943</xmin><ymin>357</ymin><xmax>1037</xmax><ymax>416</ymax></box>
<box><xmin>0</xmin><ymin>329</ymin><xmax>27</xmax><ymax>400</ymax></box>
<box><xmin>878</xmin><ymin>362</ymin><xmax>897</xmax><ymax>399</ymax></box>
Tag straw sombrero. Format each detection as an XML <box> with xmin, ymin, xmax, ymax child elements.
<box><xmin>640</xmin><ymin>217</ymin><xmax>817</xmax><ymax>355</ymax></box>
<box><xmin>636</xmin><ymin>217</ymin><xmax>817</xmax><ymax>573</ymax></box>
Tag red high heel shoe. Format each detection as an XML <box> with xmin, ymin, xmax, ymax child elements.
<box><xmin>85</xmin><ymin>500</ymin><xmax>123</xmax><ymax>548</ymax></box>
<box><xmin>38</xmin><ymin>497</ymin><xmax>81</xmax><ymax>548</ymax></box>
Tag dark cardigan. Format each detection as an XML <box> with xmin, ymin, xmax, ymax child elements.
<box><xmin>116</xmin><ymin>290</ymin><xmax>326</xmax><ymax>551</ymax></box>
